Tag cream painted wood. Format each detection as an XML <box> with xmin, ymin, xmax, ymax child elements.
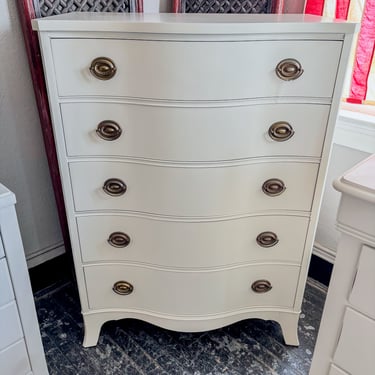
<box><xmin>0</xmin><ymin>184</ymin><xmax>49</xmax><ymax>375</ymax></box>
<box><xmin>0</xmin><ymin>258</ymin><xmax>14</xmax><ymax>306</ymax></box>
<box><xmin>310</xmin><ymin>155</ymin><xmax>375</xmax><ymax>375</ymax></box>
<box><xmin>332</xmin><ymin>308</ymin><xmax>375</xmax><ymax>375</ymax></box>
<box><xmin>0</xmin><ymin>237</ymin><xmax>4</xmax><ymax>259</ymax></box>
<box><xmin>70</xmin><ymin>161</ymin><xmax>318</xmax><ymax>215</ymax></box>
<box><xmin>77</xmin><ymin>214</ymin><xmax>309</xmax><ymax>266</ymax></box>
<box><xmin>329</xmin><ymin>365</ymin><xmax>349</xmax><ymax>375</ymax></box>
<box><xmin>349</xmin><ymin>245</ymin><xmax>375</xmax><ymax>319</ymax></box>
<box><xmin>61</xmin><ymin>102</ymin><xmax>330</xmax><ymax>160</ymax></box>
<box><xmin>84</xmin><ymin>263</ymin><xmax>300</xmax><ymax>313</ymax></box>
<box><xmin>33</xmin><ymin>13</ymin><xmax>356</xmax><ymax>347</ymax></box>
<box><xmin>0</xmin><ymin>302</ymin><xmax>23</xmax><ymax>351</ymax></box>
<box><xmin>0</xmin><ymin>341</ymin><xmax>31</xmax><ymax>375</ymax></box>
<box><xmin>52</xmin><ymin>38</ymin><xmax>341</xmax><ymax>100</ymax></box>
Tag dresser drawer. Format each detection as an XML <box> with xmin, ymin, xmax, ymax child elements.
<box><xmin>0</xmin><ymin>302</ymin><xmax>23</xmax><ymax>351</ymax></box>
<box><xmin>349</xmin><ymin>245</ymin><xmax>375</xmax><ymax>319</ymax></box>
<box><xmin>0</xmin><ymin>258</ymin><xmax>14</xmax><ymax>306</ymax></box>
<box><xmin>69</xmin><ymin>161</ymin><xmax>318</xmax><ymax>216</ymax></box>
<box><xmin>52</xmin><ymin>39</ymin><xmax>341</xmax><ymax>100</ymax></box>
<box><xmin>0</xmin><ymin>340</ymin><xmax>31</xmax><ymax>375</ymax></box>
<box><xmin>333</xmin><ymin>308</ymin><xmax>375</xmax><ymax>375</ymax></box>
<box><xmin>61</xmin><ymin>102</ymin><xmax>329</xmax><ymax>160</ymax></box>
<box><xmin>77</xmin><ymin>214</ymin><xmax>308</xmax><ymax>266</ymax></box>
<box><xmin>84</xmin><ymin>263</ymin><xmax>300</xmax><ymax>314</ymax></box>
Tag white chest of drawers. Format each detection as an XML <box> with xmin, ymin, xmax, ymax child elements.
<box><xmin>32</xmin><ymin>13</ymin><xmax>356</xmax><ymax>347</ymax></box>
<box><xmin>0</xmin><ymin>184</ymin><xmax>48</xmax><ymax>375</ymax></box>
<box><xmin>310</xmin><ymin>155</ymin><xmax>375</xmax><ymax>375</ymax></box>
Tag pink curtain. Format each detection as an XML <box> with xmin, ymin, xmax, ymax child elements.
<box><xmin>305</xmin><ymin>0</ymin><xmax>375</xmax><ymax>104</ymax></box>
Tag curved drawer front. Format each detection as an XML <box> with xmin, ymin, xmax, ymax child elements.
<box><xmin>69</xmin><ymin>161</ymin><xmax>318</xmax><ymax>215</ymax></box>
<box><xmin>61</xmin><ymin>102</ymin><xmax>329</xmax><ymax>160</ymax></box>
<box><xmin>77</xmin><ymin>214</ymin><xmax>309</xmax><ymax>266</ymax></box>
<box><xmin>52</xmin><ymin>39</ymin><xmax>341</xmax><ymax>100</ymax></box>
<box><xmin>84</xmin><ymin>263</ymin><xmax>300</xmax><ymax>314</ymax></box>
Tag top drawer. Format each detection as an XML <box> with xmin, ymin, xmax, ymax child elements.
<box><xmin>51</xmin><ymin>39</ymin><xmax>342</xmax><ymax>100</ymax></box>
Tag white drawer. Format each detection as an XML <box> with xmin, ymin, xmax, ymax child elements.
<box><xmin>69</xmin><ymin>161</ymin><xmax>318</xmax><ymax>216</ymax></box>
<box><xmin>77</xmin><ymin>214</ymin><xmax>309</xmax><ymax>266</ymax></box>
<box><xmin>0</xmin><ymin>340</ymin><xmax>31</xmax><ymax>375</ymax></box>
<box><xmin>0</xmin><ymin>258</ymin><xmax>14</xmax><ymax>306</ymax></box>
<box><xmin>84</xmin><ymin>263</ymin><xmax>300</xmax><ymax>314</ymax></box>
<box><xmin>329</xmin><ymin>365</ymin><xmax>349</xmax><ymax>375</ymax></box>
<box><xmin>333</xmin><ymin>308</ymin><xmax>375</xmax><ymax>375</ymax></box>
<box><xmin>0</xmin><ymin>302</ymin><xmax>23</xmax><ymax>351</ymax></box>
<box><xmin>61</xmin><ymin>102</ymin><xmax>329</xmax><ymax>160</ymax></box>
<box><xmin>349</xmin><ymin>245</ymin><xmax>375</xmax><ymax>319</ymax></box>
<box><xmin>52</xmin><ymin>39</ymin><xmax>342</xmax><ymax>100</ymax></box>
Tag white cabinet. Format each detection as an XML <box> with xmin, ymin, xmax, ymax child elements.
<box><xmin>310</xmin><ymin>155</ymin><xmax>375</xmax><ymax>375</ymax></box>
<box><xmin>32</xmin><ymin>13</ymin><xmax>356</xmax><ymax>347</ymax></box>
<box><xmin>0</xmin><ymin>184</ymin><xmax>48</xmax><ymax>375</ymax></box>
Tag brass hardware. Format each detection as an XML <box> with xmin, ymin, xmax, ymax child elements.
<box><xmin>113</xmin><ymin>281</ymin><xmax>133</xmax><ymax>295</ymax></box>
<box><xmin>96</xmin><ymin>121</ymin><xmax>122</xmax><ymax>141</ymax></box>
<box><xmin>256</xmin><ymin>232</ymin><xmax>279</xmax><ymax>247</ymax></box>
<box><xmin>262</xmin><ymin>178</ymin><xmax>286</xmax><ymax>197</ymax></box>
<box><xmin>108</xmin><ymin>232</ymin><xmax>131</xmax><ymax>248</ymax></box>
<box><xmin>251</xmin><ymin>280</ymin><xmax>272</xmax><ymax>293</ymax></box>
<box><xmin>103</xmin><ymin>178</ymin><xmax>127</xmax><ymax>196</ymax></box>
<box><xmin>268</xmin><ymin>122</ymin><xmax>294</xmax><ymax>142</ymax></box>
<box><xmin>276</xmin><ymin>58</ymin><xmax>304</xmax><ymax>81</ymax></box>
<box><xmin>90</xmin><ymin>57</ymin><xmax>117</xmax><ymax>80</ymax></box>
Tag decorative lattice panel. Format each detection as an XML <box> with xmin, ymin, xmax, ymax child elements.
<box><xmin>182</xmin><ymin>0</ymin><xmax>272</xmax><ymax>13</ymax></box>
<box><xmin>37</xmin><ymin>0</ymin><xmax>137</xmax><ymax>17</ymax></box>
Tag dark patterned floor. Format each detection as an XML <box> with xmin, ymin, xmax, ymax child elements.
<box><xmin>34</xmin><ymin>279</ymin><xmax>326</xmax><ymax>375</ymax></box>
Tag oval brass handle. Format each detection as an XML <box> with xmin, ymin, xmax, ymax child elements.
<box><xmin>90</xmin><ymin>57</ymin><xmax>117</xmax><ymax>80</ymax></box>
<box><xmin>103</xmin><ymin>178</ymin><xmax>127</xmax><ymax>196</ymax></box>
<box><xmin>108</xmin><ymin>232</ymin><xmax>131</xmax><ymax>248</ymax></box>
<box><xmin>113</xmin><ymin>281</ymin><xmax>133</xmax><ymax>295</ymax></box>
<box><xmin>256</xmin><ymin>232</ymin><xmax>279</xmax><ymax>248</ymax></box>
<box><xmin>262</xmin><ymin>178</ymin><xmax>286</xmax><ymax>197</ymax></box>
<box><xmin>268</xmin><ymin>122</ymin><xmax>294</xmax><ymax>142</ymax></box>
<box><xmin>276</xmin><ymin>58</ymin><xmax>304</xmax><ymax>81</ymax></box>
<box><xmin>96</xmin><ymin>121</ymin><xmax>122</xmax><ymax>141</ymax></box>
<box><xmin>251</xmin><ymin>280</ymin><xmax>272</xmax><ymax>293</ymax></box>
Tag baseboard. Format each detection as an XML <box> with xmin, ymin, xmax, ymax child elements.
<box><xmin>26</xmin><ymin>241</ymin><xmax>65</xmax><ymax>269</ymax></box>
<box><xmin>28</xmin><ymin>253</ymin><xmax>74</xmax><ymax>293</ymax></box>
<box><xmin>308</xmin><ymin>254</ymin><xmax>333</xmax><ymax>287</ymax></box>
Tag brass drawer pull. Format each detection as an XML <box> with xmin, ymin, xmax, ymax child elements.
<box><xmin>276</xmin><ymin>58</ymin><xmax>304</xmax><ymax>81</ymax></box>
<box><xmin>268</xmin><ymin>122</ymin><xmax>294</xmax><ymax>142</ymax></box>
<box><xmin>113</xmin><ymin>281</ymin><xmax>133</xmax><ymax>295</ymax></box>
<box><xmin>103</xmin><ymin>178</ymin><xmax>127</xmax><ymax>196</ymax></box>
<box><xmin>90</xmin><ymin>57</ymin><xmax>117</xmax><ymax>80</ymax></box>
<box><xmin>251</xmin><ymin>280</ymin><xmax>272</xmax><ymax>293</ymax></box>
<box><xmin>256</xmin><ymin>232</ymin><xmax>279</xmax><ymax>247</ymax></box>
<box><xmin>262</xmin><ymin>178</ymin><xmax>286</xmax><ymax>197</ymax></box>
<box><xmin>96</xmin><ymin>121</ymin><xmax>122</xmax><ymax>141</ymax></box>
<box><xmin>108</xmin><ymin>232</ymin><xmax>131</xmax><ymax>248</ymax></box>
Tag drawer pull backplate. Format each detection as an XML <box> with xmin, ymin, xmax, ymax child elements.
<box><xmin>251</xmin><ymin>280</ymin><xmax>272</xmax><ymax>293</ymax></box>
<box><xmin>262</xmin><ymin>178</ymin><xmax>286</xmax><ymax>196</ymax></box>
<box><xmin>96</xmin><ymin>120</ymin><xmax>122</xmax><ymax>141</ymax></box>
<box><xmin>108</xmin><ymin>232</ymin><xmax>131</xmax><ymax>248</ymax></box>
<box><xmin>103</xmin><ymin>178</ymin><xmax>127</xmax><ymax>196</ymax></box>
<box><xmin>256</xmin><ymin>232</ymin><xmax>279</xmax><ymax>247</ymax></box>
<box><xmin>268</xmin><ymin>121</ymin><xmax>294</xmax><ymax>142</ymax></box>
<box><xmin>276</xmin><ymin>59</ymin><xmax>304</xmax><ymax>81</ymax></box>
<box><xmin>90</xmin><ymin>57</ymin><xmax>117</xmax><ymax>80</ymax></box>
<box><xmin>113</xmin><ymin>281</ymin><xmax>133</xmax><ymax>295</ymax></box>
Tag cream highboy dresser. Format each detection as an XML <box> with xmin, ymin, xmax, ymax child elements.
<box><xmin>32</xmin><ymin>13</ymin><xmax>356</xmax><ymax>347</ymax></box>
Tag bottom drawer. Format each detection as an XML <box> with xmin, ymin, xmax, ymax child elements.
<box><xmin>333</xmin><ymin>307</ymin><xmax>375</xmax><ymax>375</ymax></box>
<box><xmin>0</xmin><ymin>302</ymin><xmax>23</xmax><ymax>351</ymax></box>
<box><xmin>0</xmin><ymin>340</ymin><xmax>31</xmax><ymax>375</ymax></box>
<box><xmin>84</xmin><ymin>264</ymin><xmax>300</xmax><ymax>315</ymax></box>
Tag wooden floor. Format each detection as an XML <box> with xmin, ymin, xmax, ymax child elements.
<box><xmin>34</xmin><ymin>278</ymin><xmax>326</xmax><ymax>375</ymax></box>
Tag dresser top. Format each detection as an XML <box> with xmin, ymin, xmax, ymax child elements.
<box><xmin>32</xmin><ymin>13</ymin><xmax>357</xmax><ymax>34</ymax></box>
<box><xmin>334</xmin><ymin>154</ymin><xmax>375</xmax><ymax>203</ymax></box>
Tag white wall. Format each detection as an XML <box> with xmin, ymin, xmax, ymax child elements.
<box><xmin>0</xmin><ymin>0</ymin><xmax>64</xmax><ymax>267</ymax></box>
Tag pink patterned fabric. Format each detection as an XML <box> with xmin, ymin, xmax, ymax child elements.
<box><xmin>335</xmin><ymin>0</ymin><xmax>351</xmax><ymax>19</ymax></box>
